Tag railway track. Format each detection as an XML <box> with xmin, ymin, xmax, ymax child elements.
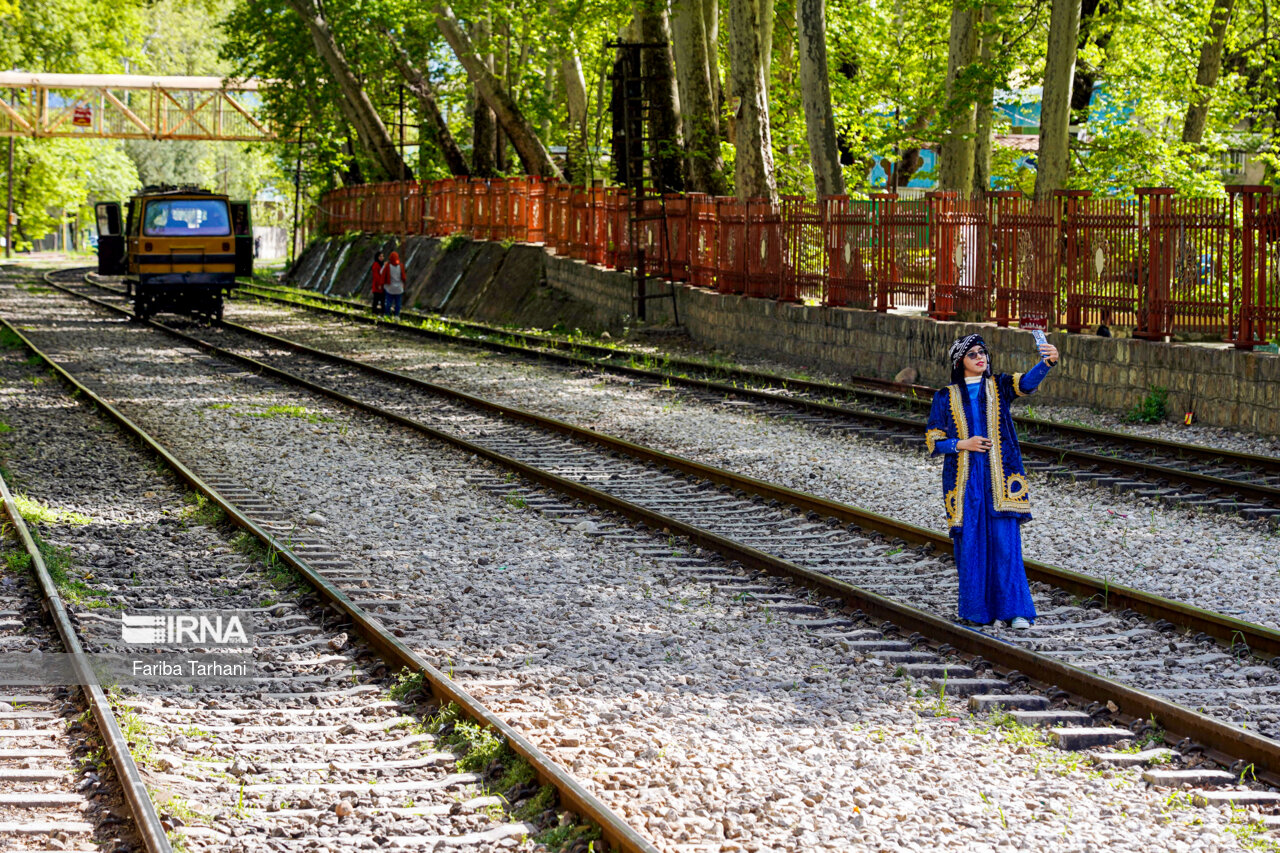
<box><xmin>1</xmin><ymin>268</ymin><xmax>654</xmax><ymax>853</ymax></box>
<box><xmin>237</xmin><ymin>280</ymin><xmax>1280</xmax><ymax>522</ymax></box>
<box><xmin>0</xmin><ymin>472</ymin><xmax>165</xmax><ymax>852</ymax></box>
<box><xmin>28</xmin><ymin>268</ymin><xmax>1280</xmax><ymax>817</ymax></box>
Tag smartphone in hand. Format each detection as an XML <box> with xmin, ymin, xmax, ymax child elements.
<box><xmin>1030</xmin><ymin>329</ymin><xmax>1050</xmax><ymax>359</ymax></box>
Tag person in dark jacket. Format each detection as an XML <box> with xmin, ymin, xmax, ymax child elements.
<box><xmin>925</xmin><ymin>334</ymin><xmax>1058</xmax><ymax>629</ymax></box>
<box><xmin>370</xmin><ymin>252</ymin><xmax>387</xmax><ymax>314</ymax></box>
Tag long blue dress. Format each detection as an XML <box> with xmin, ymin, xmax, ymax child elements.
<box><xmin>926</xmin><ymin>360</ymin><xmax>1052</xmax><ymax>625</ymax></box>
<box><xmin>954</xmin><ymin>378</ymin><xmax>1036</xmax><ymax>624</ymax></box>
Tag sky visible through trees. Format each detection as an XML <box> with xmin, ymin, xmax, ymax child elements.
<box><xmin>2</xmin><ymin>0</ymin><xmax>1279</xmax><ymax>247</ymax></box>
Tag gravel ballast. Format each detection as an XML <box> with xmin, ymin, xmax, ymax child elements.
<box><xmin>0</xmin><ymin>274</ymin><xmax>1270</xmax><ymax>851</ymax></box>
<box><xmin>228</xmin><ymin>295</ymin><xmax>1280</xmax><ymax>630</ymax></box>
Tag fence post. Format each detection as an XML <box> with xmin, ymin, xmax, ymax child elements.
<box><xmin>1054</xmin><ymin>189</ymin><xmax>1091</xmax><ymax>332</ymax></box>
<box><xmin>927</xmin><ymin>191</ymin><xmax>960</xmax><ymax>320</ymax></box>
<box><xmin>1132</xmin><ymin>187</ymin><xmax>1176</xmax><ymax>340</ymax></box>
<box><xmin>987</xmin><ymin>191</ymin><xmax>1019</xmax><ymax>326</ymax></box>
<box><xmin>1226</xmin><ymin>184</ymin><xmax>1272</xmax><ymax>349</ymax></box>
<box><xmin>870</xmin><ymin>193</ymin><xmax>897</xmax><ymax>312</ymax></box>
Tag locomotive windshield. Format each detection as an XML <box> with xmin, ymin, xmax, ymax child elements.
<box><xmin>142</xmin><ymin>198</ymin><xmax>231</xmax><ymax>237</ymax></box>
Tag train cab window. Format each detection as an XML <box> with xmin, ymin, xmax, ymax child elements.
<box><xmin>143</xmin><ymin>199</ymin><xmax>232</xmax><ymax>237</ymax></box>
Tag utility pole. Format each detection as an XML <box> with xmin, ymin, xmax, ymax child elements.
<box><xmin>290</xmin><ymin>126</ymin><xmax>303</xmax><ymax>267</ymax></box>
<box><xmin>5</xmin><ymin>136</ymin><xmax>13</xmax><ymax>259</ymax></box>
<box><xmin>399</xmin><ymin>83</ymin><xmax>407</xmax><ymax>258</ymax></box>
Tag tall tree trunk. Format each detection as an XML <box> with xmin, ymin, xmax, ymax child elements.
<box><xmin>672</xmin><ymin>0</ymin><xmax>727</xmax><ymax>193</ymax></box>
<box><xmin>562</xmin><ymin>51</ymin><xmax>589</xmax><ymax>183</ymax></box>
<box><xmin>434</xmin><ymin>3</ymin><xmax>564</xmax><ymax>179</ymax></box>
<box><xmin>285</xmin><ymin>0</ymin><xmax>410</xmax><ymax>180</ymax></box>
<box><xmin>1070</xmin><ymin>0</ymin><xmax>1120</xmax><ymax>123</ymax></box>
<box><xmin>1182</xmin><ymin>0</ymin><xmax>1236</xmax><ymax>144</ymax></box>
<box><xmin>703</xmin><ymin>0</ymin><xmax>726</xmax><ymax>129</ymax></box>
<box><xmin>472</xmin><ymin>97</ymin><xmax>497</xmax><ymax>176</ymax></box>
<box><xmin>760</xmin><ymin>0</ymin><xmax>774</xmax><ymax>91</ymax></box>
<box><xmin>972</xmin><ymin>7</ymin><xmax>995</xmax><ymax>194</ymax></box>
<box><xmin>728</xmin><ymin>0</ymin><xmax>777</xmax><ymax>200</ymax></box>
<box><xmin>1035</xmin><ymin>0</ymin><xmax>1082</xmax><ymax>199</ymax></box>
<box><xmin>796</xmin><ymin>0</ymin><xmax>844</xmax><ymax>198</ymax></box>
<box><xmin>939</xmin><ymin>0</ymin><xmax>978</xmax><ymax>193</ymax></box>
<box><xmin>384</xmin><ymin>27</ymin><xmax>470</xmax><ymax>177</ymax></box>
<box><xmin>494</xmin><ymin>19</ymin><xmax>511</xmax><ymax>172</ymax></box>
<box><xmin>541</xmin><ymin>57</ymin><xmax>555</xmax><ymax>142</ymax></box>
<box><xmin>638</xmin><ymin>1</ymin><xmax>686</xmax><ymax>192</ymax></box>
<box><xmin>471</xmin><ymin>14</ymin><xmax>497</xmax><ymax>176</ymax></box>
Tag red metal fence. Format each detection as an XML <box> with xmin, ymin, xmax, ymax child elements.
<box><xmin>317</xmin><ymin>178</ymin><xmax>1280</xmax><ymax>349</ymax></box>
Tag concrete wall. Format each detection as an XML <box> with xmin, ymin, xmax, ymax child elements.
<box><xmin>286</xmin><ymin>233</ymin><xmax>607</xmax><ymax>332</ymax></box>
<box><xmin>288</xmin><ymin>234</ymin><xmax>1280</xmax><ymax>435</ymax></box>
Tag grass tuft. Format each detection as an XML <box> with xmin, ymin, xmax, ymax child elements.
<box><xmin>14</xmin><ymin>494</ymin><xmax>92</xmax><ymax>526</ymax></box>
<box><xmin>1123</xmin><ymin>385</ymin><xmax>1169</xmax><ymax>424</ymax></box>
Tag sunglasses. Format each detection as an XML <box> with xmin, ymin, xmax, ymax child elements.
<box><xmin>964</xmin><ymin>349</ymin><xmax>989</xmax><ymax>360</ymax></box>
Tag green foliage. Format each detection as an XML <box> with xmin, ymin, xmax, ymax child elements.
<box><xmin>0</xmin><ymin>328</ymin><xmax>24</xmax><ymax>350</ymax></box>
<box><xmin>387</xmin><ymin>669</ymin><xmax>427</xmax><ymax>702</ymax></box>
<box><xmin>1123</xmin><ymin>385</ymin><xmax>1169</xmax><ymax>424</ymax></box>
<box><xmin>14</xmin><ymin>493</ymin><xmax>92</xmax><ymax>526</ymax></box>
<box><xmin>6</xmin><ymin>138</ymin><xmax>140</xmax><ymax>251</ymax></box>
<box><xmin>180</xmin><ymin>492</ymin><xmax>226</xmax><ymax>528</ymax></box>
<box><xmin>238</xmin><ymin>404</ymin><xmax>333</xmax><ymax>423</ymax></box>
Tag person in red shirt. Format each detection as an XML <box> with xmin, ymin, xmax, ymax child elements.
<box><xmin>370</xmin><ymin>251</ymin><xmax>387</xmax><ymax>314</ymax></box>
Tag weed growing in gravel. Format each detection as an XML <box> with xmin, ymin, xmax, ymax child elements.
<box><xmin>162</xmin><ymin>796</ymin><xmax>212</xmax><ymax>827</ymax></box>
<box><xmin>17</xmin><ymin>527</ymin><xmax>113</xmax><ymax>608</ymax></box>
<box><xmin>3</xmin><ymin>549</ymin><xmax>31</xmax><ymax>573</ymax></box>
<box><xmin>231</xmin><ymin>531</ymin><xmax>311</xmax><ymax>593</ymax></box>
<box><xmin>14</xmin><ymin>493</ymin><xmax>92</xmax><ymax>526</ymax></box>
<box><xmin>0</xmin><ymin>327</ymin><xmax>24</xmax><ymax>349</ymax></box>
<box><xmin>388</xmin><ymin>669</ymin><xmax>427</xmax><ymax>702</ymax></box>
<box><xmin>536</xmin><ymin>821</ymin><xmax>603</xmax><ymax>851</ymax></box>
<box><xmin>180</xmin><ymin>493</ymin><xmax>226</xmax><ymax>528</ymax></box>
<box><xmin>110</xmin><ymin>697</ymin><xmax>157</xmax><ymax>767</ymax></box>
<box><xmin>1226</xmin><ymin>806</ymin><xmax>1280</xmax><ymax>852</ymax></box>
<box><xmin>513</xmin><ymin>785</ymin><xmax>556</xmax><ymax>820</ymax></box>
<box><xmin>0</xmin><ymin>420</ymin><xmax>12</xmax><ymax>433</ymax></box>
<box><xmin>503</xmin><ymin>491</ymin><xmax>528</xmax><ymax>509</ymax></box>
<box><xmin>421</xmin><ymin>701</ymin><xmax>596</xmax><ymax>849</ymax></box>
<box><xmin>237</xmin><ymin>404</ymin><xmax>333</xmax><ymax>424</ymax></box>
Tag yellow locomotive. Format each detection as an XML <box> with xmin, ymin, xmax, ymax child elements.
<box><xmin>95</xmin><ymin>186</ymin><xmax>252</xmax><ymax>321</ymax></box>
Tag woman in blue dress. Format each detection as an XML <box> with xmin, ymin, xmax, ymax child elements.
<box><xmin>925</xmin><ymin>334</ymin><xmax>1059</xmax><ymax>629</ymax></box>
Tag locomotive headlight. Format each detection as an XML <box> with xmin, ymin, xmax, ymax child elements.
<box><xmin>144</xmin><ymin>242</ymin><xmax>152</xmax><ymax>251</ymax></box>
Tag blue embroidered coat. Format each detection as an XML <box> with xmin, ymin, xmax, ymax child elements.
<box><xmin>925</xmin><ymin>366</ymin><xmax>1050</xmax><ymax>535</ymax></box>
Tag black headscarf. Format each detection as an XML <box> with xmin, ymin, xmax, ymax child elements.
<box><xmin>949</xmin><ymin>334</ymin><xmax>992</xmax><ymax>385</ymax></box>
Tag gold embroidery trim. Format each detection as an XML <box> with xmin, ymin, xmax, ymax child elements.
<box><xmin>986</xmin><ymin>377</ymin><xmax>1032</xmax><ymax>513</ymax></box>
<box><xmin>925</xmin><ymin>428</ymin><xmax>947</xmax><ymax>454</ymax></box>
<box><xmin>944</xmin><ymin>487</ymin><xmax>961</xmax><ymax>526</ymax></box>
<box><xmin>946</xmin><ymin>385</ymin><xmax>970</xmax><ymax>528</ymax></box>
<box><xmin>1013</xmin><ymin>371</ymin><xmax>1032</xmax><ymax>397</ymax></box>
<box><xmin>1006</xmin><ymin>473</ymin><xmax>1030</xmax><ymax>500</ymax></box>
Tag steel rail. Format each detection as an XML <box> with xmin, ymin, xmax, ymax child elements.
<box><xmin>0</xmin><ymin>474</ymin><xmax>173</xmax><ymax>853</ymax></box>
<box><xmin>67</xmin><ymin>273</ymin><xmax>1280</xmax><ymax>653</ymax></box>
<box><xmin>235</xmin><ymin>282</ymin><xmax>1280</xmax><ymax>503</ymax></box>
<box><xmin>16</xmin><ymin>276</ymin><xmax>658</xmax><ymax>853</ymax></box>
<box><xmin>40</xmin><ymin>271</ymin><xmax>1280</xmax><ymax>787</ymax></box>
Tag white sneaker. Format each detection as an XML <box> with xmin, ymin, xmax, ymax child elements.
<box><xmin>1010</xmin><ymin>617</ymin><xmax>1031</xmax><ymax>630</ymax></box>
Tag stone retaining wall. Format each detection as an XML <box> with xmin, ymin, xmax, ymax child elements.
<box><xmin>289</xmin><ymin>235</ymin><xmax>1280</xmax><ymax>435</ymax></box>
